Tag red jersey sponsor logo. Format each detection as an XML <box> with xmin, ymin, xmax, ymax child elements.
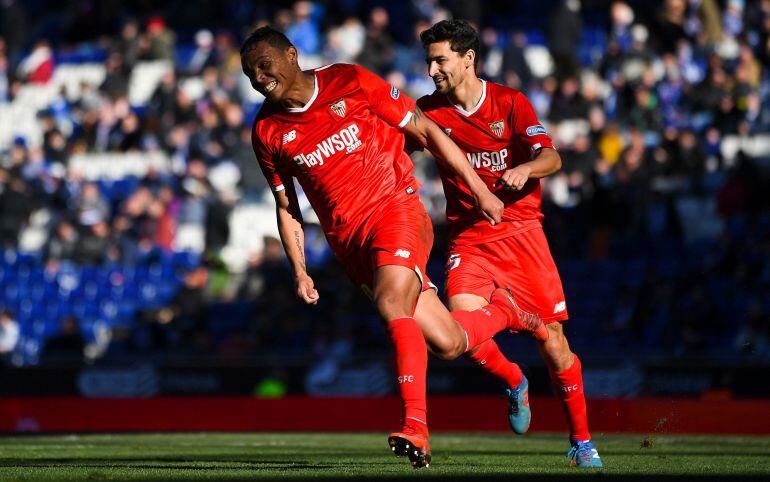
<box><xmin>466</xmin><ymin>148</ymin><xmax>509</xmax><ymax>172</ymax></box>
<box><xmin>292</xmin><ymin>123</ymin><xmax>362</xmax><ymax>168</ymax></box>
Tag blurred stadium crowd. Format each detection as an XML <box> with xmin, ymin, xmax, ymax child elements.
<box><xmin>0</xmin><ymin>0</ymin><xmax>769</xmax><ymax>369</ymax></box>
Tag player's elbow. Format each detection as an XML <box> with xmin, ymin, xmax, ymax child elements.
<box><xmin>552</xmin><ymin>154</ymin><xmax>562</xmax><ymax>174</ymax></box>
<box><xmin>408</xmin><ymin>131</ymin><xmax>430</xmax><ymax>150</ymax></box>
<box><xmin>546</xmin><ymin>149</ymin><xmax>562</xmax><ymax>175</ymax></box>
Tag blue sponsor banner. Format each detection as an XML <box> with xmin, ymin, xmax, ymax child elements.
<box><xmin>526</xmin><ymin>125</ymin><xmax>547</xmax><ymax>136</ymax></box>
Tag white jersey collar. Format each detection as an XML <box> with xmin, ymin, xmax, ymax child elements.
<box><xmin>451</xmin><ymin>79</ymin><xmax>487</xmax><ymax>117</ymax></box>
<box><xmin>285</xmin><ymin>74</ymin><xmax>319</xmax><ymax>113</ymax></box>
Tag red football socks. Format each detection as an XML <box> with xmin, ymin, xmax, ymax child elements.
<box><xmin>451</xmin><ymin>304</ymin><xmax>509</xmax><ymax>351</ymax></box>
<box><xmin>466</xmin><ymin>338</ymin><xmax>523</xmax><ymax>388</ymax></box>
<box><xmin>549</xmin><ymin>354</ymin><xmax>591</xmax><ymax>441</ymax></box>
<box><xmin>387</xmin><ymin>317</ymin><xmax>428</xmax><ymax>432</ymax></box>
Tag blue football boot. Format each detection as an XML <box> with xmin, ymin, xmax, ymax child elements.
<box><xmin>566</xmin><ymin>439</ymin><xmax>603</xmax><ymax>468</ymax></box>
<box><xmin>504</xmin><ymin>376</ymin><xmax>531</xmax><ymax>435</ymax></box>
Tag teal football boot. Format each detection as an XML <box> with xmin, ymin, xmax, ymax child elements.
<box><xmin>504</xmin><ymin>376</ymin><xmax>531</xmax><ymax>435</ymax></box>
<box><xmin>566</xmin><ymin>439</ymin><xmax>603</xmax><ymax>468</ymax></box>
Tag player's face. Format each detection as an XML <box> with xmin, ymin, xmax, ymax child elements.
<box><xmin>425</xmin><ymin>41</ymin><xmax>471</xmax><ymax>94</ymax></box>
<box><xmin>241</xmin><ymin>42</ymin><xmax>300</xmax><ymax>103</ymax></box>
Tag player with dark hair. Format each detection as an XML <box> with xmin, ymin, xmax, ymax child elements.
<box><xmin>241</xmin><ymin>26</ymin><xmax>547</xmax><ymax>469</ymax></box>
<box><xmin>417</xmin><ymin>19</ymin><xmax>603</xmax><ymax>467</ymax></box>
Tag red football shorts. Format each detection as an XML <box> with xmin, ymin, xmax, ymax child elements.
<box><xmin>445</xmin><ymin>226</ymin><xmax>568</xmax><ymax>323</ymax></box>
<box><xmin>337</xmin><ymin>193</ymin><xmax>436</xmax><ymax>298</ymax></box>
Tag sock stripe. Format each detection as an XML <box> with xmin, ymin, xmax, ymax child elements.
<box><xmin>406</xmin><ymin>416</ymin><xmax>427</xmax><ymax>426</ymax></box>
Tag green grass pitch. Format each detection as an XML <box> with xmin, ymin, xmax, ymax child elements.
<box><xmin>0</xmin><ymin>432</ymin><xmax>768</xmax><ymax>481</ymax></box>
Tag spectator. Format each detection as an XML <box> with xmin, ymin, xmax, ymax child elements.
<box><xmin>73</xmin><ymin>182</ymin><xmax>110</xmax><ymax>227</ymax></box>
<box><xmin>0</xmin><ymin>0</ymin><xmax>27</xmax><ymax>67</ymax></box>
<box><xmin>0</xmin><ymin>309</ymin><xmax>20</xmax><ymax>360</ymax></box>
<box><xmin>326</xmin><ymin>17</ymin><xmax>365</xmax><ymax>63</ymax></box>
<box><xmin>549</xmin><ymin>76</ymin><xmax>589</xmax><ymax>122</ymax></box>
<box><xmin>114</xmin><ymin>19</ymin><xmax>141</xmax><ymax>71</ymax></box>
<box><xmin>144</xmin><ymin>16</ymin><xmax>176</xmax><ymax>61</ymax></box>
<box><xmin>42</xmin><ymin>316</ymin><xmax>85</xmax><ymax>362</ymax></box>
<box><xmin>75</xmin><ymin>221</ymin><xmax>110</xmax><ymax>265</ymax></box>
<box><xmin>99</xmin><ymin>52</ymin><xmax>129</xmax><ymax>100</ymax></box>
<box><xmin>0</xmin><ymin>176</ymin><xmax>31</xmax><ymax>247</ymax></box>
<box><xmin>16</xmin><ymin>40</ymin><xmax>54</xmax><ymax>84</ymax></box>
<box><xmin>186</xmin><ymin>29</ymin><xmax>217</xmax><ymax>75</ymax></box>
<box><xmin>547</xmin><ymin>0</ymin><xmax>582</xmax><ymax>79</ymax></box>
<box><xmin>285</xmin><ymin>1</ymin><xmax>322</xmax><ymax>57</ymax></box>
<box><xmin>655</xmin><ymin>0</ymin><xmax>689</xmax><ymax>53</ymax></box>
<box><xmin>45</xmin><ymin>219</ymin><xmax>79</xmax><ymax>265</ymax></box>
<box><xmin>356</xmin><ymin>7</ymin><xmax>394</xmax><ymax>75</ymax></box>
<box><xmin>501</xmin><ymin>31</ymin><xmax>533</xmax><ymax>90</ymax></box>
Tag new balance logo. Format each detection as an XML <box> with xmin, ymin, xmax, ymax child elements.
<box><xmin>394</xmin><ymin>249</ymin><xmax>411</xmax><ymax>259</ymax></box>
<box><xmin>553</xmin><ymin>301</ymin><xmax>566</xmax><ymax>314</ymax></box>
<box><xmin>282</xmin><ymin>130</ymin><xmax>297</xmax><ymax>144</ymax></box>
<box><xmin>446</xmin><ymin>254</ymin><xmax>461</xmax><ymax>271</ymax></box>
<box><xmin>444</xmin><ymin>128</ymin><xmax>452</xmax><ymax>136</ymax></box>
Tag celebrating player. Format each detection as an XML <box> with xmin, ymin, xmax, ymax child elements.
<box><xmin>416</xmin><ymin>20</ymin><xmax>602</xmax><ymax>467</ymax></box>
<box><xmin>241</xmin><ymin>26</ymin><xmax>547</xmax><ymax>469</ymax></box>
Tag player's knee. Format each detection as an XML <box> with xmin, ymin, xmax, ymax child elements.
<box><xmin>542</xmin><ymin>324</ymin><xmax>573</xmax><ymax>365</ymax></box>
<box><xmin>374</xmin><ymin>290</ymin><xmax>411</xmax><ymax>320</ymax></box>
<box><xmin>429</xmin><ymin>334</ymin><xmax>465</xmax><ymax>360</ymax></box>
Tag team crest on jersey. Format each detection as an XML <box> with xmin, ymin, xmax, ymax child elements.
<box><xmin>489</xmin><ymin>120</ymin><xmax>505</xmax><ymax>137</ymax></box>
<box><xmin>444</xmin><ymin>128</ymin><xmax>452</xmax><ymax>136</ymax></box>
<box><xmin>330</xmin><ymin>99</ymin><xmax>347</xmax><ymax>118</ymax></box>
<box><xmin>390</xmin><ymin>85</ymin><xmax>400</xmax><ymax>99</ymax></box>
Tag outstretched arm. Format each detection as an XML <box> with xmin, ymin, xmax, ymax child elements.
<box><xmin>402</xmin><ymin>107</ymin><xmax>504</xmax><ymax>225</ymax></box>
<box><xmin>273</xmin><ymin>181</ymin><xmax>319</xmax><ymax>305</ymax></box>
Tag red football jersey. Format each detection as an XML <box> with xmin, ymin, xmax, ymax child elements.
<box><xmin>417</xmin><ymin>80</ymin><xmax>554</xmax><ymax>245</ymax></box>
<box><xmin>253</xmin><ymin>64</ymin><xmax>419</xmax><ymax>250</ymax></box>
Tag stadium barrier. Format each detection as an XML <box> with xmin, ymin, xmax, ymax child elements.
<box><xmin>2</xmin><ymin>396</ymin><xmax>769</xmax><ymax>434</ymax></box>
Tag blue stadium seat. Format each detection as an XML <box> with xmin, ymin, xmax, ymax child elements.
<box><xmin>524</xmin><ymin>29</ymin><xmax>547</xmax><ymax>46</ymax></box>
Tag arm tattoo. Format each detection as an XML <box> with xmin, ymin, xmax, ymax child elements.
<box><xmin>294</xmin><ymin>230</ymin><xmax>306</xmax><ymax>272</ymax></box>
<box><xmin>411</xmin><ymin>106</ymin><xmax>424</xmax><ymax>126</ymax></box>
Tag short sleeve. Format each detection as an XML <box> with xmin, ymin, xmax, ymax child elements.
<box><xmin>252</xmin><ymin>124</ymin><xmax>287</xmax><ymax>192</ymax></box>
<box><xmin>511</xmin><ymin>92</ymin><xmax>554</xmax><ymax>157</ymax></box>
<box><xmin>354</xmin><ymin>65</ymin><xmax>417</xmax><ymax>129</ymax></box>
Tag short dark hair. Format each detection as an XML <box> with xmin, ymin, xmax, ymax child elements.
<box><xmin>420</xmin><ymin>20</ymin><xmax>480</xmax><ymax>66</ymax></box>
<box><xmin>240</xmin><ymin>26</ymin><xmax>294</xmax><ymax>56</ymax></box>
